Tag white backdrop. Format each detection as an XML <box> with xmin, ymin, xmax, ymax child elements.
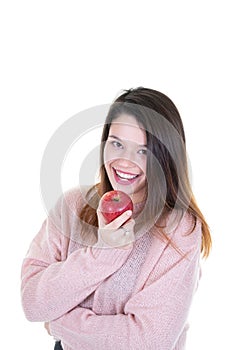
<box><xmin>1</xmin><ymin>1</ymin><xmax>232</xmax><ymax>349</ymax></box>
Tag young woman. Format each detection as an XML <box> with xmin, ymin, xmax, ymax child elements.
<box><xmin>21</xmin><ymin>87</ymin><xmax>211</xmax><ymax>350</ymax></box>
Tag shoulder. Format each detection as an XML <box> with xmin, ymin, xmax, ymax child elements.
<box><xmin>61</xmin><ymin>185</ymin><xmax>95</xmax><ymax>212</ymax></box>
<box><xmin>162</xmin><ymin>210</ymin><xmax>202</xmax><ymax>256</ymax></box>
<box><xmin>47</xmin><ymin>185</ymin><xmax>97</xmax><ymax>243</ymax></box>
<box><xmin>48</xmin><ymin>185</ymin><xmax>95</xmax><ymax>222</ymax></box>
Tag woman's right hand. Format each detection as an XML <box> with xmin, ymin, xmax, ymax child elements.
<box><xmin>96</xmin><ymin>209</ymin><xmax>135</xmax><ymax>249</ymax></box>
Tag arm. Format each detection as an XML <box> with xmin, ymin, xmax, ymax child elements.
<box><xmin>49</xmin><ymin>217</ymin><xmax>202</xmax><ymax>350</ymax></box>
<box><xmin>21</xmin><ymin>190</ymin><xmax>133</xmax><ymax>322</ymax></box>
<box><xmin>21</xmin><ymin>245</ymin><xmax>132</xmax><ymax>323</ymax></box>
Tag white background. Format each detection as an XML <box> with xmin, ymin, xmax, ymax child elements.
<box><xmin>1</xmin><ymin>1</ymin><xmax>232</xmax><ymax>349</ymax></box>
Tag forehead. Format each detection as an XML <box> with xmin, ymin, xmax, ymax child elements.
<box><xmin>109</xmin><ymin>114</ymin><xmax>146</xmax><ymax>144</ymax></box>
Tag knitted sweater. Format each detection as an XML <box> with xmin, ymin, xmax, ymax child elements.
<box><xmin>21</xmin><ymin>187</ymin><xmax>202</xmax><ymax>350</ymax></box>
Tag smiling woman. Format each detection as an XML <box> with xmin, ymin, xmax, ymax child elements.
<box><xmin>21</xmin><ymin>87</ymin><xmax>211</xmax><ymax>350</ymax></box>
<box><xmin>104</xmin><ymin>114</ymin><xmax>148</xmax><ymax>204</ymax></box>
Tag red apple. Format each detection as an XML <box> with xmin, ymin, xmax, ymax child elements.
<box><xmin>99</xmin><ymin>190</ymin><xmax>133</xmax><ymax>224</ymax></box>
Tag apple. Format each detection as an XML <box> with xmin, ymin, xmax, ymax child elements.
<box><xmin>99</xmin><ymin>190</ymin><xmax>133</xmax><ymax>224</ymax></box>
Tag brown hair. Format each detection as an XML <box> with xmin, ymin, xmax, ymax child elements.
<box><xmin>80</xmin><ymin>87</ymin><xmax>211</xmax><ymax>257</ymax></box>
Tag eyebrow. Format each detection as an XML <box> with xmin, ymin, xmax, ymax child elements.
<box><xmin>108</xmin><ymin>135</ymin><xmax>147</xmax><ymax>148</ymax></box>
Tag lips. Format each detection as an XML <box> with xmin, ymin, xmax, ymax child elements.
<box><xmin>113</xmin><ymin>167</ymin><xmax>140</xmax><ymax>184</ymax></box>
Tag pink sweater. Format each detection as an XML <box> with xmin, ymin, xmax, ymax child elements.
<box><xmin>21</xmin><ymin>187</ymin><xmax>202</xmax><ymax>350</ymax></box>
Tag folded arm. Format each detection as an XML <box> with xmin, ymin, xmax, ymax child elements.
<box><xmin>21</xmin><ymin>190</ymin><xmax>133</xmax><ymax>322</ymax></box>
<box><xmin>49</xmin><ymin>242</ymin><xmax>201</xmax><ymax>350</ymax></box>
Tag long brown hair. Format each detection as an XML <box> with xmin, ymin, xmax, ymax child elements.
<box><xmin>80</xmin><ymin>87</ymin><xmax>211</xmax><ymax>257</ymax></box>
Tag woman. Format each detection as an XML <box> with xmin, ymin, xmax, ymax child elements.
<box><xmin>21</xmin><ymin>87</ymin><xmax>211</xmax><ymax>350</ymax></box>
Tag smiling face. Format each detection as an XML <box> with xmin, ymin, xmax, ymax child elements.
<box><xmin>103</xmin><ymin>114</ymin><xmax>147</xmax><ymax>204</ymax></box>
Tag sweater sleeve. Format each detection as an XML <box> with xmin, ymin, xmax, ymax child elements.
<box><xmin>21</xmin><ymin>189</ymin><xmax>133</xmax><ymax>322</ymax></box>
<box><xmin>49</xmin><ymin>217</ymin><xmax>202</xmax><ymax>350</ymax></box>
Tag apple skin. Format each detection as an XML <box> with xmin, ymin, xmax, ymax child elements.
<box><xmin>99</xmin><ymin>190</ymin><xmax>133</xmax><ymax>224</ymax></box>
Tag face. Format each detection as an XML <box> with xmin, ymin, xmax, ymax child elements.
<box><xmin>103</xmin><ymin>114</ymin><xmax>147</xmax><ymax>204</ymax></box>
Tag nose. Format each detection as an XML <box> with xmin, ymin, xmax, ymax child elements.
<box><xmin>115</xmin><ymin>147</ymin><xmax>139</xmax><ymax>169</ymax></box>
<box><xmin>116</xmin><ymin>157</ymin><xmax>135</xmax><ymax>168</ymax></box>
<box><xmin>118</xmin><ymin>147</ymin><xmax>137</xmax><ymax>165</ymax></box>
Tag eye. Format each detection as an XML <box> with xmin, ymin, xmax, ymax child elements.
<box><xmin>111</xmin><ymin>141</ymin><xmax>123</xmax><ymax>149</ymax></box>
<box><xmin>138</xmin><ymin>148</ymin><xmax>147</xmax><ymax>155</ymax></box>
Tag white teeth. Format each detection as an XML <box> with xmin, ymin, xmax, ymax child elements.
<box><xmin>115</xmin><ymin>169</ymin><xmax>138</xmax><ymax>180</ymax></box>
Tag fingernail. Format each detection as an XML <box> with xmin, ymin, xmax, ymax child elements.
<box><xmin>126</xmin><ymin>210</ymin><xmax>132</xmax><ymax>216</ymax></box>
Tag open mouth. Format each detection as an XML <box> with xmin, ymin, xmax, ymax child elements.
<box><xmin>113</xmin><ymin>167</ymin><xmax>140</xmax><ymax>184</ymax></box>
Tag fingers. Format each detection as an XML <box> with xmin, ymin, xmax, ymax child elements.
<box><xmin>123</xmin><ymin>218</ymin><xmax>135</xmax><ymax>231</ymax></box>
<box><xmin>97</xmin><ymin>209</ymin><xmax>133</xmax><ymax>230</ymax></box>
<box><xmin>97</xmin><ymin>217</ymin><xmax>135</xmax><ymax>249</ymax></box>
<box><xmin>112</xmin><ymin>219</ymin><xmax>135</xmax><ymax>248</ymax></box>
<box><xmin>44</xmin><ymin>322</ymin><xmax>51</xmax><ymax>335</ymax></box>
<box><xmin>96</xmin><ymin>209</ymin><xmax>135</xmax><ymax>248</ymax></box>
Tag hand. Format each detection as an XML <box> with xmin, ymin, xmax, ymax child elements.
<box><xmin>44</xmin><ymin>322</ymin><xmax>51</xmax><ymax>336</ymax></box>
<box><xmin>96</xmin><ymin>209</ymin><xmax>135</xmax><ymax>249</ymax></box>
